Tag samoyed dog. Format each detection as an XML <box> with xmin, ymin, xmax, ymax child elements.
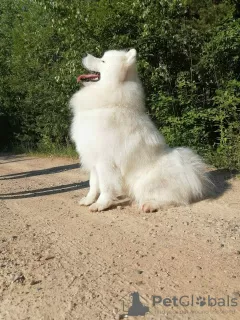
<box><xmin>70</xmin><ymin>49</ymin><xmax>210</xmax><ymax>212</ymax></box>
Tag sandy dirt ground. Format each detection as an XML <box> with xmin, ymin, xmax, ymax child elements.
<box><xmin>0</xmin><ymin>154</ymin><xmax>239</xmax><ymax>320</ymax></box>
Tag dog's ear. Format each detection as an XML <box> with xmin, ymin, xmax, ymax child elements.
<box><xmin>120</xmin><ymin>49</ymin><xmax>137</xmax><ymax>82</ymax></box>
<box><xmin>125</xmin><ymin>49</ymin><xmax>137</xmax><ymax>66</ymax></box>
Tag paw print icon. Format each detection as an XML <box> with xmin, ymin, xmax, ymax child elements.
<box><xmin>196</xmin><ymin>296</ymin><xmax>206</xmax><ymax>307</ymax></box>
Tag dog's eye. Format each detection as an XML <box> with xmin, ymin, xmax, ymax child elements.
<box><xmin>102</xmin><ymin>60</ymin><xmax>105</xmax><ymax>63</ymax></box>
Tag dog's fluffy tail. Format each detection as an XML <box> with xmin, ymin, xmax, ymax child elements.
<box><xmin>132</xmin><ymin>147</ymin><xmax>213</xmax><ymax>208</ymax></box>
<box><xmin>173</xmin><ymin>147</ymin><xmax>213</xmax><ymax>203</ymax></box>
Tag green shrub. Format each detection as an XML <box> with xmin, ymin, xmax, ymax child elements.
<box><xmin>0</xmin><ymin>0</ymin><xmax>239</xmax><ymax>168</ymax></box>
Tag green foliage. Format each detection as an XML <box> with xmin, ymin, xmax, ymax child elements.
<box><xmin>0</xmin><ymin>0</ymin><xmax>239</xmax><ymax>169</ymax></box>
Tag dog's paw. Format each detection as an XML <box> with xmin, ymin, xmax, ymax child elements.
<box><xmin>142</xmin><ymin>201</ymin><xmax>159</xmax><ymax>213</ymax></box>
<box><xmin>78</xmin><ymin>196</ymin><xmax>95</xmax><ymax>206</ymax></box>
<box><xmin>89</xmin><ymin>202</ymin><xmax>109</xmax><ymax>212</ymax></box>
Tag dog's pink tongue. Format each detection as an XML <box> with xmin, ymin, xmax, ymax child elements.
<box><xmin>77</xmin><ymin>74</ymin><xmax>99</xmax><ymax>82</ymax></box>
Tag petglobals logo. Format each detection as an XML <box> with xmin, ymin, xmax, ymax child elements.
<box><xmin>118</xmin><ymin>292</ymin><xmax>238</xmax><ymax>319</ymax></box>
<box><xmin>152</xmin><ymin>295</ymin><xmax>238</xmax><ymax>308</ymax></box>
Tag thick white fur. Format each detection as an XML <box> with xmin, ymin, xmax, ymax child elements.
<box><xmin>70</xmin><ymin>49</ymin><xmax>210</xmax><ymax>212</ymax></box>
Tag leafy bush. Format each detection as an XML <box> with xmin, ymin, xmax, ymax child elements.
<box><xmin>0</xmin><ymin>0</ymin><xmax>239</xmax><ymax>168</ymax></box>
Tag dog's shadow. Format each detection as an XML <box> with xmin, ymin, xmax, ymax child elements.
<box><xmin>109</xmin><ymin>196</ymin><xmax>132</xmax><ymax>210</ymax></box>
<box><xmin>207</xmin><ymin>168</ymin><xmax>238</xmax><ymax>200</ymax></box>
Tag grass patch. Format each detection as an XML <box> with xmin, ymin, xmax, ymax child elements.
<box><xmin>12</xmin><ymin>142</ymin><xmax>78</xmax><ymax>159</ymax></box>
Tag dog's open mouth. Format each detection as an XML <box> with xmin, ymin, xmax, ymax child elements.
<box><xmin>77</xmin><ymin>72</ymin><xmax>100</xmax><ymax>83</ymax></box>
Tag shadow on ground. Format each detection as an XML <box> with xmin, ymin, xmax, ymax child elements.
<box><xmin>0</xmin><ymin>158</ymin><xmax>87</xmax><ymax>200</ymax></box>
<box><xmin>0</xmin><ymin>163</ymin><xmax>80</xmax><ymax>180</ymax></box>
<box><xmin>208</xmin><ymin>168</ymin><xmax>238</xmax><ymax>200</ymax></box>
<box><xmin>0</xmin><ymin>154</ymin><xmax>37</xmax><ymax>165</ymax></box>
<box><xmin>0</xmin><ymin>181</ymin><xmax>89</xmax><ymax>200</ymax></box>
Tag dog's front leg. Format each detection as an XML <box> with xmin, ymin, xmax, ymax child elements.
<box><xmin>79</xmin><ymin>168</ymin><xmax>99</xmax><ymax>206</ymax></box>
<box><xmin>89</xmin><ymin>162</ymin><xmax>122</xmax><ymax>212</ymax></box>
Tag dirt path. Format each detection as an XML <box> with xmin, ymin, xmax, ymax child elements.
<box><xmin>0</xmin><ymin>154</ymin><xmax>239</xmax><ymax>320</ymax></box>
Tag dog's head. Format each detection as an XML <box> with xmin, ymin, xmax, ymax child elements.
<box><xmin>78</xmin><ymin>49</ymin><xmax>138</xmax><ymax>86</ymax></box>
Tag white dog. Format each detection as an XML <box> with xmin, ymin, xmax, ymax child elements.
<box><xmin>70</xmin><ymin>49</ymin><xmax>210</xmax><ymax>212</ymax></box>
